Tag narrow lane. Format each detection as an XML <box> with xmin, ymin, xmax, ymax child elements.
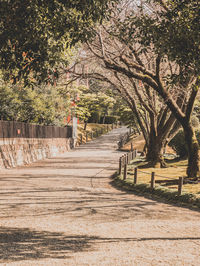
<box><xmin>0</xmin><ymin>127</ymin><xmax>199</xmax><ymax>265</ymax></box>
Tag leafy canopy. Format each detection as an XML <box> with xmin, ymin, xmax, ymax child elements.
<box><xmin>0</xmin><ymin>0</ymin><xmax>117</xmax><ymax>83</ymax></box>
<box><xmin>138</xmin><ymin>0</ymin><xmax>200</xmax><ymax>73</ymax></box>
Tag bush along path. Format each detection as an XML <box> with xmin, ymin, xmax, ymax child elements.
<box><xmin>0</xmin><ymin>127</ymin><xmax>200</xmax><ymax>265</ymax></box>
<box><xmin>115</xmin><ymin>151</ymin><xmax>200</xmax><ymax>209</ymax></box>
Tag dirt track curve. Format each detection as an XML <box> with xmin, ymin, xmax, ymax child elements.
<box><xmin>0</xmin><ymin>127</ymin><xmax>200</xmax><ymax>266</ymax></box>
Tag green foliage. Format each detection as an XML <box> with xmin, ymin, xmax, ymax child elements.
<box><xmin>168</xmin><ymin>130</ymin><xmax>187</xmax><ymax>158</ymax></box>
<box><xmin>136</xmin><ymin>0</ymin><xmax>200</xmax><ymax>74</ymax></box>
<box><xmin>0</xmin><ymin>0</ymin><xmax>117</xmax><ymax>83</ymax></box>
<box><xmin>100</xmin><ymin>115</ymin><xmax>117</xmax><ymax>124</ymax></box>
<box><xmin>89</xmin><ymin>111</ymin><xmax>101</xmax><ymax>123</ymax></box>
<box><xmin>118</xmin><ymin>106</ymin><xmax>137</xmax><ymax>128</ymax></box>
<box><xmin>114</xmin><ymin>177</ymin><xmax>200</xmax><ymax>209</ymax></box>
<box><xmin>0</xmin><ymin>82</ymin><xmax>70</xmax><ymax>126</ymax></box>
<box><xmin>76</xmin><ymin>88</ymin><xmax>116</xmax><ymax>123</ymax></box>
<box><xmin>169</xmin><ymin>129</ymin><xmax>200</xmax><ymax>158</ymax></box>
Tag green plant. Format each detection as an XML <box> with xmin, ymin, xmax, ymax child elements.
<box><xmin>100</xmin><ymin>115</ymin><xmax>117</xmax><ymax>124</ymax></box>
<box><xmin>168</xmin><ymin>130</ymin><xmax>188</xmax><ymax>158</ymax></box>
<box><xmin>169</xmin><ymin>129</ymin><xmax>200</xmax><ymax>158</ymax></box>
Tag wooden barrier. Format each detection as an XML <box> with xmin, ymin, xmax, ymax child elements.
<box><xmin>119</xmin><ymin>157</ymin><xmax>122</xmax><ymax>176</ymax></box>
<box><xmin>118</xmin><ymin>150</ymin><xmax>186</xmax><ymax>196</ymax></box>
<box><xmin>151</xmin><ymin>172</ymin><xmax>155</xmax><ymax>189</ymax></box>
<box><xmin>134</xmin><ymin>167</ymin><xmax>138</xmax><ymax>184</ymax></box>
<box><xmin>178</xmin><ymin>177</ymin><xmax>183</xmax><ymax>196</ymax></box>
<box><xmin>123</xmin><ymin>162</ymin><xmax>127</xmax><ymax>180</ymax></box>
<box><xmin>131</xmin><ymin>143</ymin><xmax>133</xmax><ymax>151</ymax></box>
<box><xmin>126</xmin><ymin>153</ymin><xmax>129</xmax><ymax>165</ymax></box>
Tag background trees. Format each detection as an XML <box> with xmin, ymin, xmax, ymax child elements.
<box><xmin>133</xmin><ymin>0</ymin><xmax>200</xmax><ymax>179</ymax></box>
<box><xmin>69</xmin><ymin>0</ymin><xmax>200</xmax><ymax>178</ymax></box>
<box><xmin>0</xmin><ymin>81</ymin><xmax>71</xmax><ymax>125</ymax></box>
<box><xmin>0</xmin><ymin>0</ymin><xmax>117</xmax><ymax>83</ymax></box>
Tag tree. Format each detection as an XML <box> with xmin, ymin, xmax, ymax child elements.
<box><xmin>0</xmin><ymin>0</ymin><xmax>117</xmax><ymax>83</ymax></box>
<box><xmin>69</xmin><ymin>9</ymin><xmax>182</xmax><ymax>167</ymax></box>
<box><xmin>132</xmin><ymin>0</ymin><xmax>200</xmax><ymax>179</ymax></box>
<box><xmin>140</xmin><ymin>0</ymin><xmax>200</xmax><ymax>74</ymax></box>
<box><xmin>82</xmin><ymin>0</ymin><xmax>199</xmax><ymax>179</ymax></box>
<box><xmin>75</xmin><ymin>85</ymin><xmax>116</xmax><ymax>128</ymax></box>
<box><xmin>0</xmin><ymin>79</ymin><xmax>71</xmax><ymax>125</ymax></box>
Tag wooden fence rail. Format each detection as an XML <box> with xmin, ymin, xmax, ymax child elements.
<box><xmin>0</xmin><ymin>120</ymin><xmax>72</xmax><ymax>139</ymax></box>
<box><xmin>118</xmin><ymin>149</ymin><xmax>184</xmax><ymax>196</ymax></box>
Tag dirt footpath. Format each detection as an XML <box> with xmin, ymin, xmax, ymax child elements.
<box><xmin>0</xmin><ymin>127</ymin><xmax>199</xmax><ymax>266</ymax></box>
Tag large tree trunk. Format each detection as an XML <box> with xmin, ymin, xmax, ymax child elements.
<box><xmin>183</xmin><ymin>123</ymin><xmax>199</xmax><ymax>179</ymax></box>
<box><xmin>146</xmin><ymin>132</ymin><xmax>166</xmax><ymax>168</ymax></box>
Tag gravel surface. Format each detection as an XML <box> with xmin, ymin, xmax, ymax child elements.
<box><xmin>0</xmin><ymin>127</ymin><xmax>200</xmax><ymax>266</ymax></box>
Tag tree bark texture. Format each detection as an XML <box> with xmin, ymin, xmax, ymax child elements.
<box><xmin>146</xmin><ymin>129</ymin><xmax>166</xmax><ymax>168</ymax></box>
<box><xmin>183</xmin><ymin>123</ymin><xmax>199</xmax><ymax>179</ymax></box>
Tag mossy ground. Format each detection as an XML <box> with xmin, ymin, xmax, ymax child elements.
<box><xmin>118</xmin><ymin>133</ymin><xmax>200</xmax><ymax>207</ymax></box>
<box><xmin>115</xmin><ymin>156</ymin><xmax>200</xmax><ymax>208</ymax></box>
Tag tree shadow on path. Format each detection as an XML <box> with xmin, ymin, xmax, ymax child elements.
<box><xmin>0</xmin><ymin>226</ymin><xmax>95</xmax><ymax>262</ymax></box>
<box><xmin>0</xmin><ymin>226</ymin><xmax>200</xmax><ymax>263</ymax></box>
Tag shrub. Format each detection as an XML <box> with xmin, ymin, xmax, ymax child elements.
<box><xmin>169</xmin><ymin>130</ymin><xmax>187</xmax><ymax>158</ymax></box>
<box><xmin>191</xmin><ymin>116</ymin><xmax>200</xmax><ymax>127</ymax></box>
<box><xmin>169</xmin><ymin>129</ymin><xmax>200</xmax><ymax>158</ymax></box>
<box><xmin>88</xmin><ymin>111</ymin><xmax>100</xmax><ymax>123</ymax></box>
<box><xmin>100</xmin><ymin>115</ymin><xmax>118</xmax><ymax>124</ymax></box>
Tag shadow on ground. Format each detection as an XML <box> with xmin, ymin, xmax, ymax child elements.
<box><xmin>0</xmin><ymin>226</ymin><xmax>200</xmax><ymax>263</ymax></box>
<box><xmin>0</xmin><ymin>227</ymin><xmax>95</xmax><ymax>262</ymax></box>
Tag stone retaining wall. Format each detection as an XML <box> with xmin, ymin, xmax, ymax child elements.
<box><xmin>0</xmin><ymin>137</ymin><xmax>74</xmax><ymax>169</ymax></box>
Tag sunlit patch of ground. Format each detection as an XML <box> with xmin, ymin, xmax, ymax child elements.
<box><xmin>120</xmin><ymin>134</ymin><xmax>200</xmax><ymax>198</ymax></box>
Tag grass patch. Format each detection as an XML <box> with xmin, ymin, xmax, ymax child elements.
<box><xmin>113</xmin><ymin>174</ymin><xmax>200</xmax><ymax>209</ymax></box>
<box><xmin>114</xmin><ymin>156</ymin><xmax>200</xmax><ymax>209</ymax></box>
<box><xmin>126</xmin><ymin>157</ymin><xmax>200</xmax><ymax>195</ymax></box>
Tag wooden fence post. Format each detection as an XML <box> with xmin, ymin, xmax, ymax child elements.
<box><xmin>129</xmin><ymin>152</ymin><xmax>132</xmax><ymax>163</ymax></box>
<box><xmin>80</xmin><ymin>134</ymin><xmax>83</xmax><ymax>144</ymax></box>
<box><xmin>151</xmin><ymin>172</ymin><xmax>155</xmax><ymax>189</ymax></box>
<box><xmin>86</xmin><ymin>132</ymin><xmax>88</xmax><ymax>142</ymax></box>
<box><xmin>122</xmin><ymin>155</ymin><xmax>125</xmax><ymax>166</ymax></box>
<box><xmin>134</xmin><ymin>167</ymin><xmax>138</xmax><ymax>184</ymax></box>
<box><xmin>131</xmin><ymin>151</ymin><xmax>134</xmax><ymax>160</ymax></box>
<box><xmin>131</xmin><ymin>143</ymin><xmax>133</xmax><ymax>151</ymax></box>
<box><xmin>134</xmin><ymin>149</ymin><xmax>137</xmax><ymax>158</ymax></box>
<box><xmin>127</xmin><ymin>153</ymin><xmax>130</xmax><ymax>164</ymax></box>
<box><xmin>91</xmin><ymin>131</ymin><xmax>93</xmax><ymax>139</ymax></box>
<box><xmin>123</xmin><ymin>162</ymin><xmax>127</xmax><ymax>180</ymax></box>
<box><xmin>178</xmin><ymin>177</ymin><xmax>183</xmax><ymax>196</ymax></box>
<box><xmin>119</xmin><ymin>157</ymin><xmax>122</xmax><ymax>175</ymax></box>
<box><xmin>126</xmin><ymin>153</ymin><xmax>129</xmax><ymax>165</ymax></box>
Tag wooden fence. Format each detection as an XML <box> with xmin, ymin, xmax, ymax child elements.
<box><xmin>0</xmin><ymin>121</ymin><xmax>72</xmax><ymax>139</ymax></box>
<box><xmin>119</xmin><ymin>150</ymin><xmax>184</xmax><ymax>196</ymax></box>
<box><xmin>118</xmin><ymin>127</ymin><xmax>136</xmax><ymax>150</ymax></box>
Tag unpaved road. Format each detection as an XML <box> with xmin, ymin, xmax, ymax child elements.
<box><xmin>0</xmin><ymin>127</ymin><xmax>200</xmax><ymax>266</ymax></box>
